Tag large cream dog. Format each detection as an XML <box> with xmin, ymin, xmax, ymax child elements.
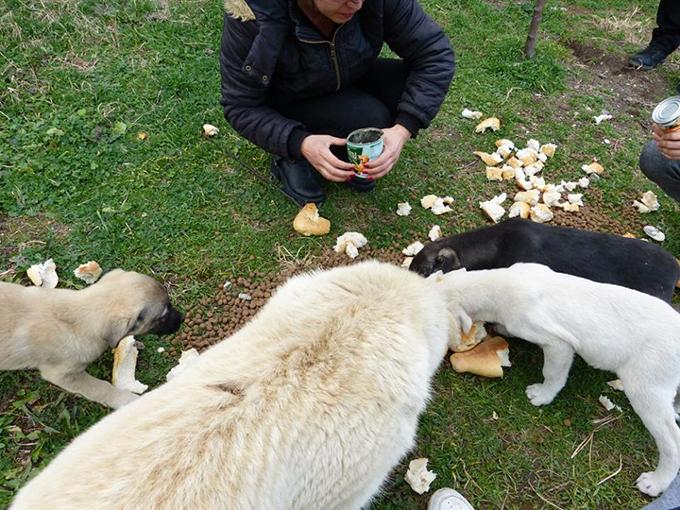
<box><xmin>437</xmin><ymin>263</ymin><xmax>680</xmax><ymax>497</ymax></box>
<box><xmin>11</xmin><ymin>261</ymin><xmax>462</xmax><ymax>510</ymax></box>
<box><xmin>1</xmin><ymin>269</ymin><xmax>183</xmax><ymax>409</ymax></box>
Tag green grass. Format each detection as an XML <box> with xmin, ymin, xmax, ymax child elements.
<box><xmin>1</xmin><ymin>0</ymin><xmax>679</xmax><ymax>508</ymax></box>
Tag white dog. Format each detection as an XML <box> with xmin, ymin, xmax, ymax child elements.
<box><xmin>12</xmin><ymin>261</ymin><xmax>463</xmax><ymax>510</ymax></box>
<box><xmin>437</xmin><ymin>263</ymin><xmax>680</xmax><ymax>497</ymax></box>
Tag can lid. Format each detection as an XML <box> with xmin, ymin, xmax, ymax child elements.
<box><xmin>652</xmin><ymin>96</ymin><xmax>680</xmax><ymax>126</ymax></box>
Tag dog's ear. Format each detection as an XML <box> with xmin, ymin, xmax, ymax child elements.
<box><xmin>455</xmin><ymin>308</ymin><xmax>473</xmax><ymax>336</ymax></box>
<box><xmin>448</xmin><ymin>307</ymin><xmax>473</xmax><ymax>351</ymax></box>
<box><xmin>105</xmin><ymin>316</ymin><xmax>136</xmax><ymax>348</ymax></box>
<box><xmin>105</xmin><ymin>307</ymin><xmax>151</xmax><ymax>348</ymax></box>
<box><xmin>434</xmin><ymin>247</ymin><xmax>462</xmax><ymax>273</ymax></box>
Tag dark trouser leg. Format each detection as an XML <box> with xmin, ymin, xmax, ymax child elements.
<box><xmin>652</xmin><ymin>0</ymin><xmax>680</xmax><ymax>52</ymax></box>
<box><xmin>276</xmin><ymin>58</ymin><xmax>409</xmax><ymax>156</ymax></box>
<box><xmin>640</xmin><ymin>140</ymin><xmax>680</xmax><ymax>202</ymax></box>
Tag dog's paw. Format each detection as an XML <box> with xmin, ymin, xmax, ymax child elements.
<box><xmin>526</xmin><ymin>383</ymin><xmax>556</xmax><ymax>406</ymax></box>
<box><xmin>636</xmin><ymin>471</ymin><xmax>672</xmax><ymax>497</ymax></box>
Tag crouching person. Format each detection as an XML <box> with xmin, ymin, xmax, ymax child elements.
<box><xmin>220</xmin><ymin>0</ymin><xmax>455</xmax><ymax>206</ymax></box>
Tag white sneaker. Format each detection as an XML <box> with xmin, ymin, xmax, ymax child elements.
<box><xmin>427</xmin><ymin>488</ymin><xmax>475</xmax><ymax>510</ymax></box>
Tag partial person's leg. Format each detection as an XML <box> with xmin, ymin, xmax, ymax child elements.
<box><xmin>653</xmin><ymin>0</ymin><xmax>680</xmax><ymax>52</ymax></box>
<box><xmin>278</xmin><ymin>89</ymin><xmax>393</xmax><ymax>139</ymax></box>
<box><xmin>276</xmin><ymin>88</ymin><xmax>393</xmax><ymax>194</ymax></box>
<box><xmin>355</xmin><ymin>58</ymin><xmax>410</xmax><ymax>118</ymax></box>
<box><xmin>269</xmin><ymin>90</ymin><xmax>390</xmax><ymax>206</ymax></box>
<box><xmin>640</xmin><ymin>140</ymin><xmax>680</xmax><ymax>202</ymax></box>
<box><xmin>270</xmin><ymin>61</ymin><xmax>409</xmax><ymax>202</ymax></box>
<box><xmin>630</xmin><ymin>0</ymin><xmax>680</xmax><ymax>70</ymax></box>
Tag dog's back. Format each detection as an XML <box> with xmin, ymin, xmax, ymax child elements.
<box><xmin>12</xmin><ymin>261</ymin><xmax>451</xmax><ymax>510</ymax></box>
<box><xmin>486</xmin><ymin>263</ymin><xmax>680</xmax><ymax>372</ymax></box>
<box><xmin>411</xmin><ymin>218</ymin><xmax>679</xmax><ymax>302</ymax></box>
<box><xmin>0</xmin><ymin>283</ymin><xmax>73</xmax><ymax>370</ymax></box>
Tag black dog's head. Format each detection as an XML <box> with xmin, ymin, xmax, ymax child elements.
<box><xmin>410</xmin><ymin>244</ymin><xmax>462</xmax><ymax>277</ymax></box>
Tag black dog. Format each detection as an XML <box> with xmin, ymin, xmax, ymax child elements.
<box><xmin>410</xmin><ymin>218</ymin><xmax>679</xmax><ymax>302</ymax></box>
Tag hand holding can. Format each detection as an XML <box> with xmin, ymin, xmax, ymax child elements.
<box><xmin>652</xmin><ymin>96</ymin><xmax>680</xmax><ymax>160</ymax></box>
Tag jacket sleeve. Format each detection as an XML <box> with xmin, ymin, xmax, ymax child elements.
<box><xmin>382</xmin><ymin>0</ymin><xmax>455</xmax><ymax>135</ymax></box>
<box><xmin>219</xmin><ymin>13</ymin><xmax>309</xmax><ymax>158</ymax></box>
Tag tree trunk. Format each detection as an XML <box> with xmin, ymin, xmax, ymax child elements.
<box><xmin>524</xmin><ymin>0</ymin><xmax>547</xmax><ymax>59</ymax></box>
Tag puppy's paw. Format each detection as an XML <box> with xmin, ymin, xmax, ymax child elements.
<box><xmin>526</xmin><ymin>383</ymin><xmax>556</xmax><ymax>406</ymax></box>
<box><xmin>636</xmin><ymin>471</ymin><xmax>672</xmax><ymax>497</ymax></box>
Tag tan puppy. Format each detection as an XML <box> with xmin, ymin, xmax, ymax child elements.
<box><xmin>11</xmin><ymin>261</ymin><xmax>464</xmax><ymax>510</ymax></box>
<box><xmin>0</xmin><ymin>269</ymin><xmax>183</xmax><ymax>409</ymax></box>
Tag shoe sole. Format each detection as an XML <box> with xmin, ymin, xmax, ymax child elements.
<box><xmin>270</xmin><ymin>162</ymin><xmax>325</xmax><ymax>207</ymax></box>
<box><xmin>628</xmin><ymin>58</ymin><xmax>663</xmax><ymax>71</ymax></box>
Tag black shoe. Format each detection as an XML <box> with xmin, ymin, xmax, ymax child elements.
<box><xmin>270</xmin><ymin>158</ymin><xmax>325</xmax><ymax>206</ymax></box>
<box><xmin>345</xmin><ymin>175</ymin><xmax>376</xmax><ymax>193</ymax></box>
<box><xmin>629</xmin><ymin>42</ymin><xmax>673</xmax><ymax>70</ymax></box>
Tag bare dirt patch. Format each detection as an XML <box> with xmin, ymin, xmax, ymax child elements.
<box><xmin>0</xmin><ymin>215</ymin><xmax>71</xmax><ymax>277</ymax></box>
<box><xmin>566</xmin><ymin>39</ymin><xmax>671</xmax><ymax>113</ymax></box>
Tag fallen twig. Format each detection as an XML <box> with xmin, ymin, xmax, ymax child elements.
<box><xmin>528</xmin><ymin>480</ymin><xmax>565</xmax><ymax>510</ymax></box>
<box><xmin>596</xmin><ymin>455</ymin><xmax>623</xmax><ymax>486</ymax></box>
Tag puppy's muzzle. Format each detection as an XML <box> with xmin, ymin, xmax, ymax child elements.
<box><xmin>149</xmin><ymin>305</ymin><xmax>184</xmax><ymax>335</ymax></box>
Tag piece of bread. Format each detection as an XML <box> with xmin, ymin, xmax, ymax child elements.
<box><xmin>73</xmin><ymin>261</ymin><xmax>103</xmax><ymax>284</ymax></box>
<box><xmin>473</xmin><ymin>151</ymin><xmax>503</xmax><ymax>166</ymax></box>
<box><xmin>475</xmin><ymin>117</ymin><xmax>501</xmax><ymax>133</ymax></box>
<box><xmin>112</xmin><ymin>336</ymin><xmax>148</xmax><ymax>394</ymax></box>
<box><xmin>508</xmin><ymin>201</ymin><xmax>530</xmax><ymax>219</ymax></box>
<box><xmin>450</xmin><ymin>336</ymin><xmax>511</xmax><ymax>378</ymax></box>
<box><xmin>404</xmin><ymin>458</ymin><xmax>436</xmax><ymax>495</ymax></box>
<box><xmin>26</xmin><ymin>259</ymin><xmax>58</xmax><ymax>288</ymax></box>
<box><xmin>293</xmin><ymin>203</ymin><xmax>331</xmax><ymax>236</ymax></box>
<box><xmin>454</xmin><ymin>321</ymin><xmax>487</xmax><ymax>352</ymax></box>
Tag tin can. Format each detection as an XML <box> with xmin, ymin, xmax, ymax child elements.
<box><xmin>651</xmin><ymin>95</ymin><xmax>680</xmax><ymax>131</ymax></box>
<box><xmin>346</xmin><ymin>128</ymin><xmax>384</xmax><ymax>178</ymax></box>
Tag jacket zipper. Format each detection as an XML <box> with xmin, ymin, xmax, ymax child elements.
<box><xmin>298</xmin><ymin>24</ymin><xmax>344</xmax><ymax>92</ymax></box>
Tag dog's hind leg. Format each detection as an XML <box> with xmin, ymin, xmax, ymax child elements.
<box><xmin>622</xmin><ymin>380</ymin><xmax>680</xmax><ymax>497</ymax></box>
<box><xmin>526</xmin><ymin>342</ymin><xmax>574</xmax><ymax>406</ymax></box>
<box><xmin>40</xmin><ymin>366</ymin><xmax>138</xmax><ymax>409</ymax></box>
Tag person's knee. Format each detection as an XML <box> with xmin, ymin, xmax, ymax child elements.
<box><xmin>350</xmin><ymin>97</ymin><xmax>392</xmax><ymax>131</ymax></box>
<box><xmin>639</xmin><ymin>139</ymin><xmax>680</xmax><ymax>201</ymax></box>
<box><xmin>639</xmin><ymin>140</ymin><xmax>665</xmax><ymax>180</ymax></box>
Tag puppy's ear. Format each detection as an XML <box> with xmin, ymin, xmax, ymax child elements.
<box><xmin>105</xmin><ymin>307</ymin><xmax>149</xmax><ymax>348</ymax></box>
<box><xmin>455</xmin><ymin>308</ymin><xmax>473</xmax><ymax>335</ymax></box>
<box><xmin>105</xmin><ymin>316</ymin><xmax>136</xmax><ymax>348</ymax></box>
<box><xmin>434</xmin><ymin>248</ymin><xmax>462</xmax><ymax>272</ymax></box>
<box><xmin>448</xmin><ymin>307</ymin><xmax>473</xmax><ymax>351</ymax></box>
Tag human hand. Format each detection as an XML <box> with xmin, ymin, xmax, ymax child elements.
<box><xmin>652</xmin><ymin>124</ymin><xmax>680</xmax><ymax>160</ymax></box>
<box><xmin>362</xmin><ymin>124</ymin><xmax>411</xmax><ymax>179</ymax></box>
<box><xmin>301</xmin><ymin>135</ymin><xmax>356</xmax><ymax>182</ymax></box>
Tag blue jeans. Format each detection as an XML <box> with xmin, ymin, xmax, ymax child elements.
<box><xmin>640</xmin><ymin>140</ymin><xmax>680</xmax><ymax>202</ymax></box>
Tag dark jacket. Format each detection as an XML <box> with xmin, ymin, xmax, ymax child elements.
<box><xmin>220</xmin><ymin>0</ymin><xmax>455</xmax><ymax>158</ymax></box>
